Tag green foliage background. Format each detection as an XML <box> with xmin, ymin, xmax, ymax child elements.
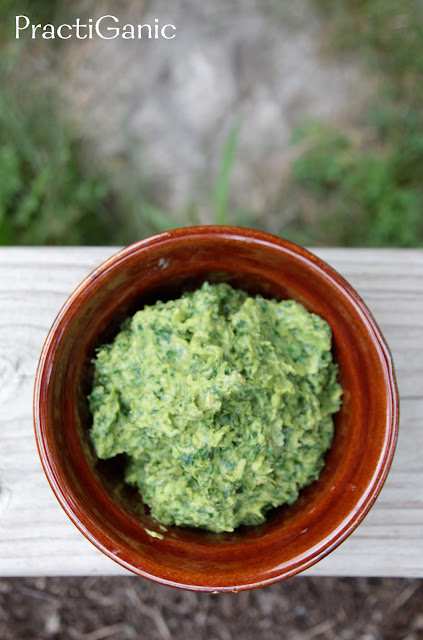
<box><xmin>0</xmin><ymin>0</ymin><xmax>422</xmax><ymax>247</ymax></box>
<box><xmin>280</xmin><ymin>0</ymin><xmax>423</xmax><ymax>247</ymax></box>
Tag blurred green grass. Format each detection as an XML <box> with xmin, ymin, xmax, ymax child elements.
<box><xmin>279</xmin><ymin>0</ymin><xmax>423</xmax><ymax>247</ymax></box>
<box><xmin>1</xmin><ymin>0</ymin><xmax>422</xmax><ymax>247</ymax></box>
<box><xmin>0</xmin><ymin>48</ymin><xmax>122</xmax><ymax>245</ymax></box>
<box><xmin>0</xmin><ymin>0</ymin><xmax>126</xmax><ymax>245</ymax></box>
<box><xmin>0</xmin><ymin>0</ymin><xmax>245</xmax><ymax>245</ymax></box>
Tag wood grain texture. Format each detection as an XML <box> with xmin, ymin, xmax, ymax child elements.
<box><xmin>0</xmin><ymin>247</ymin><xmax>422</xmax><ymax>577</ymax></box>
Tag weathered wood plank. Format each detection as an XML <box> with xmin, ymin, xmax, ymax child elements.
<box><xmin>0</xmin><ymin>247</ymin><xmax>422</xmax><ymax>577</ymax></box>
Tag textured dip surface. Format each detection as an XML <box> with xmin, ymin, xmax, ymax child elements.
<box><xmin>89</xmin><ymin>282</ymin><xmax>342</xmax><ymax>532</ymax></box>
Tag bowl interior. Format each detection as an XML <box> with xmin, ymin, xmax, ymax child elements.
<box><xmin>36</xmin><ymin>229</ymin><xmax>397</xmax><ymax>590</ymax></box>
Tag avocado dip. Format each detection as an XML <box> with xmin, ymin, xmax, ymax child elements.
<box><xmin>89</xmin><ymin>282</ymin><xmax>342</xmax><ymax>533</ymax></box>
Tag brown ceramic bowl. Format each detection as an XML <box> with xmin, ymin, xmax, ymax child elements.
<box><xmin>34</xmin><ymin>226</ymin><xmax>398</xmax><ymax>592</ymax></box>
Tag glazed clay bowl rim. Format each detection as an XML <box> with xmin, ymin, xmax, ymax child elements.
<box><xmin>34</xmin><ymin>226</ymin><xmax>399</xmax><ymax>591</ymax></box>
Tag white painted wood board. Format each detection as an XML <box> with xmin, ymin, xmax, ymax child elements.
<box><xmin>0</xmin><ymin>247</ymin><xmax>421</xmax><ymax>577</ymax></box>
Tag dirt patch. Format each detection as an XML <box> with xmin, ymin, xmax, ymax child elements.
<box><xmin>61</xmin><ymin>0</ymin><xmax>372</xmax><ymax>223</ymax></box>
<box><xmin>0</xmin><ymin>576</ymin><xmax>422</xmax><ymax>640</ymax></box>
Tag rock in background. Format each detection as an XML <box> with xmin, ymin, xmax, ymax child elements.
<box><xmin>61</xmin><ymin>0</ymin><xmax>368</xmax><ymax>225</ymax></box>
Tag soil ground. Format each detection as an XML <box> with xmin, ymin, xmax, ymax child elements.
<box><xmin>0</xmin><ymin>576</ymin><xmax>422</xmax><ymax>640</ymax></box>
